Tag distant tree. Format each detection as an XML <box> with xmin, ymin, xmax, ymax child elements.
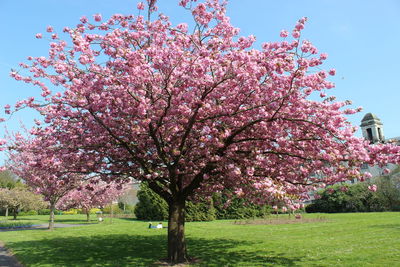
<box><xmin>306</xmin><ymin>183</ymin><xmax>383</xmax><ymax>213</ymax></box>
<box><xmin>0</xmin><ymin>187</ymin><xmax>46</xmax><ymax>219</ymax></box>
<box><xmin>118</xmin><ymin>186</ymin><xmax>139</xmax><ymax>212</ymax></box>
<box><xmin>7</xmin><ymin>136</ymin><xmax>81</xmax><ymax>229</ymax></box>
<box><xmin>374</xmin><ymin>168</ymin><xmax>400</xmax><ymax>211</ymax></box>
<box><xmin>57</xmin><ymin>180</ymin><xmax>128</xmax><ymax>221</ymax></box>
<box><xmin>0</xmin><ymin>170</ymin><xmax>20</xmax><ymax>189</ymax></box>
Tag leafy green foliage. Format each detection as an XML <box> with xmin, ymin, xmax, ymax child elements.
<box><xmin>374</xmin><ymin>172</ymin><xmax>400</xmax><ymax>211</ymax></box>
<box><xmin>0</xmin><ymin>170</ymin><xmax>20</xmax><ymax>189</ymax></box>
<box><xmin>213</xmin><ymin>193</ymin><xmax>272</xmax><ymax>219</ymax></box>
<box><xmin>306</xmin><ymin>183</ymin><xmax>382</xmax><ymax>213</ymax></box>
<box><xmin>134</xmin><ymin>183</ymin><xmax>169</xmax><ymax>221</ymax></box>
<box><xmin>134</xmin><ymin>182</ymin><xmax>215</xmax><ymax>221</ymax></box>
<box><xmin>18</xmin><ymin>210</ymin><xmax>38</xmax><ymax>216</ymax></box>
<box><xmin>102</xmin><ymin>204</ymin><xmax>123</xmax><ymax>215</ymax></box>
<box><xmin>185</xmin><ymin>198</ymin><xmax>215</xmax><ymax>222</ymax></box>
<box><xmin>0</xmin><ymin>187</ymin><xmax>47</xmax><ymax>219</ymax></box>
<box><xmin>37</xmin><ymin>209</ymin><xmax>62</xmax><ymax>215</ymax></box>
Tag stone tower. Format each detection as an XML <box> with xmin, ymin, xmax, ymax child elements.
<box><xmin>360</xmin><ymin>113</ymin><xmax>385</xmax><ymax>144</ymax></box>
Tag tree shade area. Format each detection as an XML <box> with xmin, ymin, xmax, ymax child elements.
<box><xmin>1</xmin><ymin>0</ymin><xmax>400</xmax><ymax>263</ymax></box>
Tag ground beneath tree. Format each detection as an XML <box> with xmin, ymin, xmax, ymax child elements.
<box><xmin>0</xmin><ymin>224</ymin><xmax>92</xmax><ymax>267</ymax></box>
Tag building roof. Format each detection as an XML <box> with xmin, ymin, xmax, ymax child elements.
<box><xmin>360</xmin><ymin>113</ymin><xmax>383</xmax><ymax>127</ymax></box>
<box><xmin>361</xmin><ymin>113</ymin><xmax>379</xmax><ymax>122</ymax></box>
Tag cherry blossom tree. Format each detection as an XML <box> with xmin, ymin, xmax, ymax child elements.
<box><xmin>5</xmin><ymin>0</ymin><xmax>400</xmax><ymax>263</ymax></box>
<box><xmin>7</xmin><ymin>135</ymin><xmax>82</xmax><ymax>229</ymax></box>
<box><xmin>57</xmin><ymin>180</ymin><xmax>128</xmax><ymax>221</ymax></box>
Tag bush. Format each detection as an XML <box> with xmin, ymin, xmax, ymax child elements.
<box><xmin>118</xmin><ymin>202</ymin><xmax>136</xmax><ymax>214</ymax></box>
<box><xmin>134</xmin><ymin>183</ymin><xmax>168</xmax><ymax>221</ymax></box>
<box><xmin>134</xmin><ymin>182</ymin><xmax>215</xmax><ymax>221</ymax></box>
<box><xmin>18</xmin><ymin>210</ymin><xmax>38</xmax><ymax>216</ymax></box>
<box><xmin>305</xmin><ymin>183</ymin><xmax>384</xmax><ymax>213</ymax></box>
<box><xmin>63</xmin><ymin>209</ymin><xmax>79</xmax><ymax>215</ymax></box>
<box><xmin>213</xmin><ymin>193</ymin><xmax>271</xmax><ymax>219</ymax></box>
<box><xmin>185</xmin><ymin>198</ymin><xmax>215</xmax><ymax>222</ymax></box>
<box><xmin>102</xmin><ymin>204</ymin><xmax>123</xmax><ymax>214</ymax></box>
<box><xmin>37</xmin><ymin>209</ymin><xmax>63</xmax><ymax>215</ymax></box>
<box><xmin>75</xmin><ymin>208</ymin><xmax>102</xmax><ymax>214</ymax></box>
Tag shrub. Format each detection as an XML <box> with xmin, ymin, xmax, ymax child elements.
<box><xmin>185</xmin><ymin>198</ymin><xmax>215</xmax><ymax>222</ymax></box>
<box><xmin>63</xmin><ymin>209</ymin><xmax>79</xmax><ymax>215</ymax></box>
<box><xmin>37</xmin><ymin>209</ymin><xmax>62</xmax><ymax>215</ymax></box>
<box><xmin>18</xmin><ymin>210</ymin><xmax>38</xmax><ymax>216</ymax></box>
<box><xmin>305</xmin><ymin>183</ymin><xmax>384</xmax><ymax>213</ymax></box>
<box><xmin>134</xmin><ymin>183</ymin><xmax>168</xmax><ymax>221</ymax></box>
<box><xmin>213</xmin><ymin>193</ymin><xmax>271</xmax><ymax>219</ymax></box>
<box><xmin>76</xmin><ymin>208</ymin><xmax>102</xmax><ymax>214</ymax></box>
<box><xmin>118</xmin><ymin>202</ymin><xmax>136</xmax><ymax>214</ymax></box>
<box><xmin>102</xmin><ymin>204</ymin><xmax>123</xmax><ymax>214</ymax></box>
<box><xmin>134</xmin><ymin>182</ymin><xmax>215</xmax><ymax>221</ymax></box>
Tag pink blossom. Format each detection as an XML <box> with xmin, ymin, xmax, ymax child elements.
<box><xmin>320</xmin><ymin>53</ymin><xmax>328</xmax><ymax>60</ymax></box>
<box><xmin>280</xmin><ymin>30</ymin><xmax>288</xmax><ymax>38</ymax></box>
<box><xmin>137</xmin><ymin>2</ymin><xmax>145</xmax><ymax>10</ymax></box>
<box><xmin>93</xmin><ymin>14</ymin><xmax>102</xmax><ymax>22</ymax></box>
<box><xmin>329</xmin><ymin>69</ymin><xmax>336</xmax><ymax>76</ymax></box>
<box><xmin>292</xmin><ymin>30</ymin><xmax>300</xmax><ymax>38</ymax></box>
<box><xmin>368</xmin><ymin>185</ymin><xmax>377</xmax><ymax>192</ymax></box>
<box><xmin>35</xmin><ymin>33</ymin><xmax>42</xmax><ymax>39</ymax></box>
<box><xmin>46</xmin><ymin>26</ymin><xmax>53</xmax><ymax>33</ymax></box>
<box><xmin>80</xmin><ymin>16</ymin><xmax>88</xmax><ymax>24</ymax></box>
<box><xmin>340</xmin><ymin>186</ymin><xmax>349</xmax><ymax>192</ymax></box>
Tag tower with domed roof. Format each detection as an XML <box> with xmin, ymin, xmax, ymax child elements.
<box><xmin>360</xmin><ymin>113</ymin><xmax>385</xmax><ymax>144</ymax></box>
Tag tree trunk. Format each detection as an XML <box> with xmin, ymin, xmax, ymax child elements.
<box><xmin>5</xmin><ymin>208</ymin><xmax>8</xmax><ymax>220</ymax></box>
<box><xmin>13</xmin><ymin>208</ymin><xmax>17</xmax><ymax>220</ymax></box>
<box><xmin>167</xmin><ymin>199</ymin><xmax>188</xmax><ymax>264</ymax></box>
<box><xmin>86</xmin><ymin>209</ymin><xmax>90</xmax><ymax>222</ymax></box>
<box><xmin>110</xmin><ymin>203</ymin><xmax>113</xmax><ymax>224</ymax></box>
<box><xmin>48</xmin><ymin>202</ymin><xmax>56</xmax><ymax>230</ymax></box>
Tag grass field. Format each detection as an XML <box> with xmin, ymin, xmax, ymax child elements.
<box><xmin>0</xmin><ymin>212</ymin><xmax>399</xmax><ymax>266</ymax></box>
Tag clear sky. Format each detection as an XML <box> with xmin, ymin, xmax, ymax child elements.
<box><xmin>0</xmin><ymin>0</ymin><xmax>399</xmax><ymax>164</ymax></box>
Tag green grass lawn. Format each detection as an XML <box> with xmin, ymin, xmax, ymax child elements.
<box><xmin>0</xmin><ymin>212</ymin><xmax>399</xmax><ymax>266</ymax></box>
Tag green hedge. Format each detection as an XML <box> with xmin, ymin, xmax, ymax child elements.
<box><xmin>213</xmin><ymin>193</ymin><xmax>272</xmax><ymax>219</ymax></box>
<box><xmin>305</xmin><ymin>183</ymin><xmax>383</xmax><ymax>213</ymax></box>
<box><xmin>134</xmin><ymin>183</ymin><xmax>273</xmax><ymax>221</ymax></box>
<box><xmin>134</xmin><ymin>183</ymin><xmax>215</xmax><ymax>221</ymax></box>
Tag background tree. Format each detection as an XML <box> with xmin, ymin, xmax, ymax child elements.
<box><xmin>118</xmin><ymin>186</ymin><xmax>139</xmax><ymax>213</ymax></box>
<box><xmin>5</xmin><ymin>0</ymin><xmax>400</xmax><ymax>263</ymax></box>
<box><xmin>0</xmin><ymin>170</ymin><xmax>20</xmax><ymax>189</ymax></box>
<box><xmin>7</xmin><ymin>136</ymin><xmax>81</xmax><ymax>229</ymax></box>
<box><xmin>57</xmin><ymin>180</ymin><xmax>128</xmax><ymax>221</ymax></box>
<box><xmin>374</xmin><ymin>167</ymin><xmax>400</xmax><ymax>211</ymax></box>
<box><xmin>0</xmin><ymin>187</ymin><xmax>46</xmax><ymax>220</ymax></box>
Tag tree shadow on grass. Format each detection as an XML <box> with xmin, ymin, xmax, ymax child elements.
<box><xmin>8</xmin><ymin>234</ymin><xmax>302</xmax><ymax>267</ymax></box>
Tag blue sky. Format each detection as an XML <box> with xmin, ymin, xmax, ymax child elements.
<box><xmin>0</xmin><ymin>0</ymin><xmax>399</xmax><ymax>164</ymax></box>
